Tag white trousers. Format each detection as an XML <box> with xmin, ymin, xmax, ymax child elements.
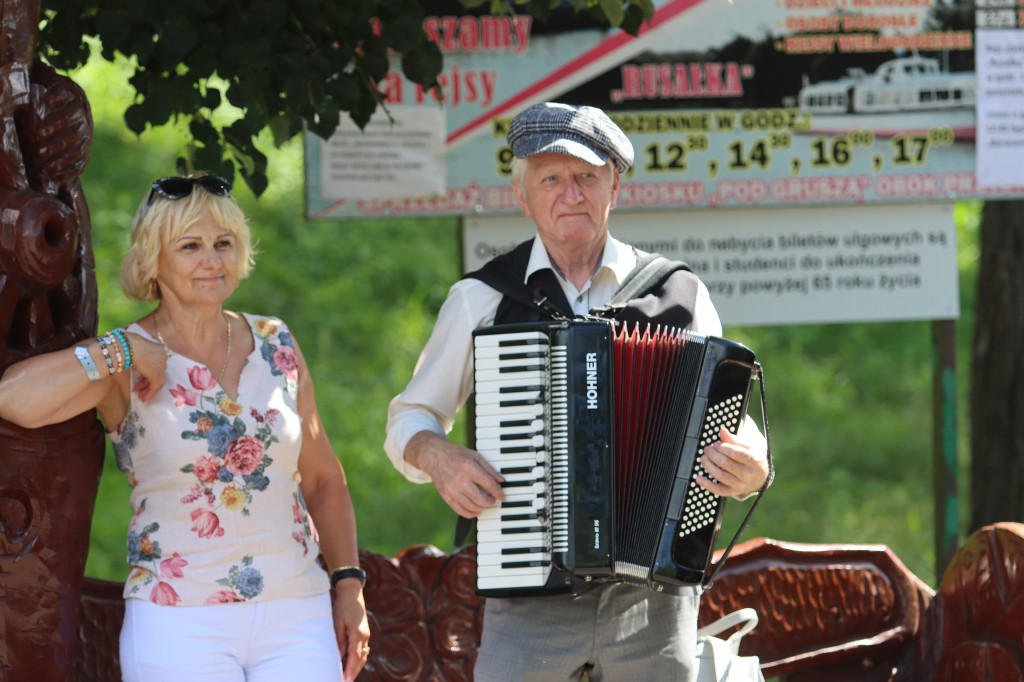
<box><xmin>119</xmin><ymin>592</ymin><xmax>343</xmax><ymax>682</ymax></box>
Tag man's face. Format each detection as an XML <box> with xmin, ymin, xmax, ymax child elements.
<box><xmin>513</xmin><ymin>152</ymin><xmax>620</xmax><ymax>255</ymax></box>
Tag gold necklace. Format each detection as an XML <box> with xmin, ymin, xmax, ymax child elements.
<box><xmin>152</xmin><ymin>314</ymin><xmax>173</xmax><ymax>358</ymax></box>
<box><xmin>153</xmin><ymin>312</ymin><xmax>233</xmax><ymax>385</ymax></box>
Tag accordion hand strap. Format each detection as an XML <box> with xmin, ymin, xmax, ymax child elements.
<box><xmin>702</xmin><ymin>362</ymin><xmax>774</xmax><ymax>590</ymax></box>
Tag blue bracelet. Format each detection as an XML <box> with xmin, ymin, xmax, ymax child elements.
<box><xmin>111</xmin><ymin>329</ymin><xmax>134</xmax><ymax>370</ymax></box>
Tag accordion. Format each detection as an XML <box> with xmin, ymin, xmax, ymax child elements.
<box><xmin>471</xmin><ymin>319</ymin><xmax>761</xmax><ymax>597</ymax></box>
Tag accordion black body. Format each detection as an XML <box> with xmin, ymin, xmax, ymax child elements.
<box><xmin>472</xmin><ymin>319</ymin><xmax>758</xmax><ymax>597</ymax></box>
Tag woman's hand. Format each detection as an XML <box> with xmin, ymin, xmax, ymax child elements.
<box><xmin>333</xmin><ymin>581</ymin><xmax>371</xmax><ymax>682</ymax></box>
<box><xmin>125</xmin><ymin>332</ymin><xmax>167</xmax><ymax>402</ymax></box>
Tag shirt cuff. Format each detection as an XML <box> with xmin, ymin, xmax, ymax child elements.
<box><xmin>384</xmin><ymin>410</ymin><xmax>447</xmax><ymax>484</ymax></box>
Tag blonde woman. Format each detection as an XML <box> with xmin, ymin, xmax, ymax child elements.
<box><xmin>0</xmin><ymin>174</ymin><xmax>370</xmax><ymax>682</ymax></box>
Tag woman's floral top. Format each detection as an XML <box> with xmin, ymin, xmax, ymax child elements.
<box><xmin>109</xmin><ymin>314</ymin><xmax>327</xmax><ymax>606</ymax></box>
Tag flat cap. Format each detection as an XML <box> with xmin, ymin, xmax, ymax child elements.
<box><xmin>507</xmin><ymin>102</ymin><xmax>633</xmax><ymax>173</ymax></box>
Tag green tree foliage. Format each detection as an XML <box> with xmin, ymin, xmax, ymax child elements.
<box><xmin>39</xmin><ymin>0</ymin><xmax>444</xmax><ymax>196</ymax></box>
<box><xmin>38</xmin><ymin>0</ymin><xmax>652</xmax><ymax>196</ymax></box>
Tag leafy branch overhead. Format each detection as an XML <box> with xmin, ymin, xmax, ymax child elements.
<box><xmin>37</xmin><ymin>0</ymin><xmax>653</xmax><ymax>197</ymax></box>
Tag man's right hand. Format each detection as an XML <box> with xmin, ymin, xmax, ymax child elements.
<box><xmin>404</xmin><ymin>431</ymin><xmax>505</xmax><ymax>518</ymax></box>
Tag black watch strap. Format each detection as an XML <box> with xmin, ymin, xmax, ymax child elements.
<box><xmin>329</xmin><ymin>566</ymin><xmax>366</xmax><ymax>589</ymax></box>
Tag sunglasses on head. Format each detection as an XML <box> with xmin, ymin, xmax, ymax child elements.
<box><xmin>147</xmin><ymin>175</ymin><xmax>233</xmax><ymax>205</ymax></box>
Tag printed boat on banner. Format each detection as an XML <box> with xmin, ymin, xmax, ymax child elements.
<box><xmin>795</xmin><ymin>54</ymin><xmax>976</xmax><ymax>139</ymax></box>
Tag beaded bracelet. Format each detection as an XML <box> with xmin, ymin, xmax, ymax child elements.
<box><xmin>107</xmin><ymin>332</ymin><xmax>124</xmax><ymax>372</ymax></box>
<box><xmin>97</xmin><ymin>335</ymin><xmax>116</xmax><ymax>375</ymax></box>
<box><xmin>121</xmin><ymin>329</ymin><xmax>135</xmax><ymax>369</ymax></box>
<box><xmin>110</xmin><ymin>329</ymin><xmax>134</xmax><ymax>370</ymax></box>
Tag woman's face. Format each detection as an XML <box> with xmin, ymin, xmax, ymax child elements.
<box><xmin>154</xmin><ymin>211</ymin><xmax>239</xmax><ymax>308</ymax></box>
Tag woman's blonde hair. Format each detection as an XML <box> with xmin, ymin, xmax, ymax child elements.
<box><xmin>120</xmin><ymin>173</ymin><xmax>255</xmax><ymax>301</ymax></box>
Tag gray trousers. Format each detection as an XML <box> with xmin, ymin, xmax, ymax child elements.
<box><xmin>473</xmin><ymin>583</ymin><xmax>700</xmax><ymax>682</ymax></box>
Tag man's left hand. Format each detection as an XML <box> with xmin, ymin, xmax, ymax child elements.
<box><xmin>696</xmin><ymin>427</ymin><xmax>770</xmax><ymax>499</ymax></box>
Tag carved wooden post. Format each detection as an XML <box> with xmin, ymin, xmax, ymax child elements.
<box><xmin>0</xmin><ymin>0</ymin><xmax>103</xmax><ymax>679</ymax></box>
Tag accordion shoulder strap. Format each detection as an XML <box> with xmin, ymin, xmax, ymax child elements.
<box><xmin>591</xmin><ymin>250</ymin><xmax>694</xmax><ymax>318</ymax></box>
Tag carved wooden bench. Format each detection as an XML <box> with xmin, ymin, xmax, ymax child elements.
<box><xmin>76</xmin><ymin>522</ymin><xmax>1024</xmax><ymax>682</ymax></box>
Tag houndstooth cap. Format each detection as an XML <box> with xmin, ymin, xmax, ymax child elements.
<box><xmin>507</xmin><ymin>102</ymin><xmax>633</xmax><ymax>173</ymax></box>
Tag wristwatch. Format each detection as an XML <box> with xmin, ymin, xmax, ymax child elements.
<box><xmin>329</xmin><ymin>565</ymin><xmax>366</xmax><ymax>589</ymax></box>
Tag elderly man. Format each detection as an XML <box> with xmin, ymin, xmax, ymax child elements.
<box><xmin>385</xmin><ymin>102</ymin><xmax>770</xmax><ymax>682</ymax></box>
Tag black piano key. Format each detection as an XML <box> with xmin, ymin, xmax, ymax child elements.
<box><xmin>501</xmin><ymin>526</ymin><xmax>545</xmax><ymax>534</ymax></box>
<box><xmin>499</xmin><ymin>445</ymin><xmax>542</xmax><ymax>454</ymax></box>
<box><xmin>499</xmin><ymin>363</ymin><xmax>547</xmax><ymax>374</ymax></box>
<box><xmin>499</xmin><ymin>432</ymin><xmax>543</xmax><ymax>441</ymax></box>
<box><xmin>501</xmin><ymin>546</ymin><xmax>546</xmax><ymax>555</ymax></box>
<box><xmin>498</xmin><ymin>352</ymin><xmax>547</xmax><ymax>360</ymax></box>
<box><xmin>500</xmin><ymin>513</ymin><xmax>539</xmax><ymax>522</ymax></box>
<box><xmin>499</xmin><ymin>384</ymin><xmax>545</xmax><ymax>394</ymax></box>
<box><xmin>497</xmin><ymin>339</ymin><xmax>547</xmax><ymax>348</ymax></box>
<box><xmin>502</xmin><ymin>561</ymin><xmax>548</xmax><ymax>569</ymax></box>
<box><xmin>499</xmin><ymin>466</ymin><xmax>535</xmax><ymax>474</ymax></box>
<box><xmin>499</xmin><ymin>398</ymin><xmax>544</xmax><ymax>407</ymax></box>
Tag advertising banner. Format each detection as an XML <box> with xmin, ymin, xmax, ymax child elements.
<box><xmin>305</xmin><ymin>0</ymin><xmax>1024</xmax><ymax>219</ymax></box>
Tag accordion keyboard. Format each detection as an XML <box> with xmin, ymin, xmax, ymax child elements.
<box><xmin>473</xmin><ymin>330</ymin><xmax>566</xmax><ymax>591</ymax></box>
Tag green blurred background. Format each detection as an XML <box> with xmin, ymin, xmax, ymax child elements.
<box><xmin>75</xmin><ymin>51</ymin><xmax>978</xmax><ymax>589</ymax></box>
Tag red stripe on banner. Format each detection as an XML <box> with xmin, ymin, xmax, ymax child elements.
<box><xmin>311</xmin><ymin>198</ymin><xmax>348</xmax><ymax>220</ymax></box>
<box><xmin>446</xmin><ymin>0</ymin><xmax>707</xmax><ymax>147</ymax></box>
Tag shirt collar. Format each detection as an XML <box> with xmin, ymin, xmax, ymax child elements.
<box><xmin>523</xmin><ymin>235</ymin><xmax>637</xmax><ymax>289</ymax></box>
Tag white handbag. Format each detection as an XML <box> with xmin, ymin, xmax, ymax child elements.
<box><xmin>695</xmin><ymin>608</ymin><xmax>765</xmax><ymax>682</ymax></box>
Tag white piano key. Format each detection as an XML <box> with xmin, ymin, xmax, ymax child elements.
<box><xmin>476</xmin><ymin>531</ymin><xmax>547</xmax><ymax>547</ymax></box>
<box><xmin>476</xmin><ymin>551</ymin><xmax>549</xmax><ymax>566</ymax></box>
<box><xmin>474</xmin><ymin>346</ymin><xmax>549</xmax><ymax>360</ymax></box>
<box><xmin>474</xmin><ymin>331</ymin><xmax>550</xmax><ymax>347</ymax></box>
<box><xmin>488</xmin><ymin>496</ymin><xmax>547</xmax><ymax>511</ymax></box>
<box><xmin>476</xmin><ymin>515</ymin><xmax>545</xmax><ymax>532</ymax></box>
<box><xmin>476</xmin><ymin>446</ymin><xmax>547</xmax><ymax>461</ymax></box>
<box><xmin>476</xmin><ymin>434</ymin><xmax>546</xmax><ymax>451</ymax></box>
<box><xmin>475</xmin><ymin>389</ymin><xmax>544</xmax><ymax>406</ymax></box>
<box><xmin>475</xmin><ymin>403</ymin><xmax>546</xmax><ymax>418</ymax></box>
<box><xmin>474</xmin><ymin>367</ymin><xmax>545</xmax><ymax>380</ymax></box>
<box><xmin>495</xmin><ymin>465</ymin><xmax>545</xmax><ymax>481</ymax></box>
<box><xmin>475</xmin><ymin>538</ymin><xmax>550</xmax><ymax>556</ymax></box>
<box><xmin>473</xmin><ymin>561</ymin><xmax>548</xmax><ymax>577</ymax></box>
<box><xmin>474</xmin><ymin>368</ymin><xmax>548</xmax><ymax>383</ymax></box>
<box><xmin>493</xmin><ymin>491</ymin><xmax>546</xmax><ymax>505</ymax></box>
<box><xmin>500</xmin><ymin>481</ymin><xmax>547</xmax><ymax>497</ymax></box>
<box><xmin>476</xmin><ymin>569</ymin><xmax>551</xmax><ymax>586</ymax></box>
<box><xmin>487</xmin><ymin>457</ymin><xmax>545</xmax><ymax>471</ymax></box>
<box><xmin>475</xmin><ymin>419</ymin><xmax>545</xmax><ymax>436</ymax></box>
